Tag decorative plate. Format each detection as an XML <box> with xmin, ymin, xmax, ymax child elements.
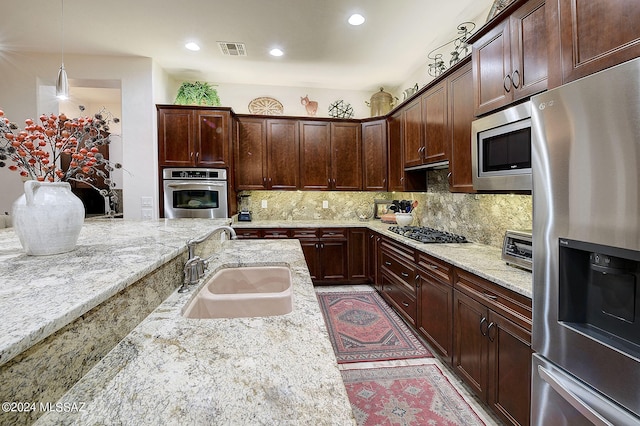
<box><xmin>328</xmin><ymin>100</ymin><xmax>354</xmax><ymax>119</ymax></box>
<box><xmin>248</xmin><ymin>97</ymin><xmax>284</xmax><ymax>115</ymax></box>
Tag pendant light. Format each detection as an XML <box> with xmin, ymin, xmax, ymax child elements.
<box><xmin>56</xmin><ymin>0</ymin><xmax>69</xmax><ymax>100</ymax></box>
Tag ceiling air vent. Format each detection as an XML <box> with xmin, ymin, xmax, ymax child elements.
<box><xmin>218</xmin><ymin>42</ymin><xmax>247</xmax><ymax>56</ymax></box>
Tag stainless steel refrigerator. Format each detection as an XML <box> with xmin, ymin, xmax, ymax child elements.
<box><xmin>531</xmin><ymin>58</ymin><xmax>640</xmax><ymax>425</ymax></box>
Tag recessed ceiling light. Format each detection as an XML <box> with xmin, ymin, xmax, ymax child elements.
<box><xmin>269</xmin><ymin>48</ymin><xmax>284</xmax><ymax>57</ymax></box>
<box><xmin>185</xmin><ymin>42</ymin><xmax>200</xmax><ymax>51</ymax></box>
<box><xmin>348</xmin><ymin>13</ymin><xmax>365</xmax><ymax>26</ymax></box>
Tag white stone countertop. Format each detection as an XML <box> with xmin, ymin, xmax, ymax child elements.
<box><xmin>36</xmin><ymin>239</ymin><xmax>355</xmax><ymax>425</ymax></box>
<box><xmin>233</xmin><ymin>219</ymin><xmax>533</xmax><ymax>298</ymax></box>
<box><xmin>0</xmin><ymin>218</ymin><xmax>230</xmax><ymax>367</ymax></box>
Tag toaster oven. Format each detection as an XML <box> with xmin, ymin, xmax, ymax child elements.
<box><xmin>502</xmin><ymin>229</ymin><xmax>532</xmax><ymax>271</ymax></box>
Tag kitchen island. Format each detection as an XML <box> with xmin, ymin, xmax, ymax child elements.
<box><xmin>0</xmin><ymin>219</ymin><xmax>354</xmax><ymax>425</ymax></box>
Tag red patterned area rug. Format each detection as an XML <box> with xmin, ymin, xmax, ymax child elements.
<box><xmin>317</xmin><ymin>291</ymin><xmax>432</xmax><ymax>363</ymax></box>
<box><xmin>341</xmin><ymin>364</ymin><xmax>487</xmax><ymax>426</ymax></box>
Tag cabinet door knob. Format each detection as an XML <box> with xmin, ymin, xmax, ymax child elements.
<box><xmin>480</xmin><ymin>317</ymin><xmax>488</xmax><ymax>336</ymax></box>
<box><xmin>190</xmin><ymin>151</ymin><xmax>194</xmax><ymax>159</ymax></box>
<box><xmin>512</xmin><ymin>69</ymin><xmax>521</xmax><ymax>89</ymax></box>
<box><xmin>401</xmin><ymin>272</ymin><xmax>409</xmax><ymax>278</ymax></box>
<box><xmin>195</xmin><ymin>152</ymin><xmax>199</xmax><ymax>161</ymax></box>
<box><xmin>503</xmin><ymin>74</ymin><xmax>512</xmax><ymax>92</ymax></box>
<box><xmin>384</xmin><ymin>261</ymin><xmax>392</xmax><ymax>266</ymax></box>
<box><xmin>487</xmin><ymin>322</ymin><xmax>496</xmax><ymax>342</ymax></box>
<box><xmin>402</xmin><ymin>301</ymin><xmax>409</xmax><ymax>308</ymax></box>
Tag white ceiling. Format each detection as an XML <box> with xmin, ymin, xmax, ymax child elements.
<box><xmin>0</xmin><ymin>0</ymin><xmax>491</xmax><ymax>92</ymax></box>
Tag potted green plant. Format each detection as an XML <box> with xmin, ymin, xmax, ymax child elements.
<box><xmin>174</xmin><ymin>81</ymin><xmax>221</xmax><ymax>106</ymax></box>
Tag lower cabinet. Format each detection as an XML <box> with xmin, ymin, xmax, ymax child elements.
<box><xmin>453</xmin><ymin>270</ymin><xmax>532</xmax><ymax>426</ymax></box>
<box><xmin>416</xmin><ymin>252</ymin><xmax>454</xmax><ymax>364</ymax></box>
<box><xmin>379</xmin><ymin>237</ymin><xmax>418</xmax><ymax>325</ymax></box>
<box><xmin>236</xmin><ymin>227</ymin><xmax>351</xmax><ymax>284</ymax></box>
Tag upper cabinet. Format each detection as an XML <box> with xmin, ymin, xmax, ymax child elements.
<box><xmin>386</xmin><ymin>111</ymin><xmax>405</xmax><ymax>192</ymax></box>
<box><xmin>547</xmin><ymin>0</ymin><xmax>640</xmax><ymax>88</ymax></box>
<box><xmin>361</xmin><ymin>119</ymin><xmax>388</xmax><ymax>191</ymax></box>
<box><xmin>299</xmin><ymin>120</ymin><xmax>362</xmax><ymax>190</ymax></box>
<box><xmin>447</xmin><ymin>60</ymin><xmax>475</xmax><ymax>193</ymax></box>
<box><xmin>157</xmin><ymin>106</ymin><xmax>231</xmax><ymax>167</ymax></box>
<box><xmin>422</xmin><ymin>81</ymin><xmax>448</xmax><ymax>164</ymax></box>
<box><xmin>402</xmin><ymin>98</ymin><xmax>424</xmax><ymax>168</ymax></box>
<box><xmin>234</xmin><ymin>117</ymin><xmax>299</xmax><ymax>190</ymax></box>
<box><xmin>471</xmin><ymin>0</ymin><xmax>547</xmax><ymax>116</ymax></box>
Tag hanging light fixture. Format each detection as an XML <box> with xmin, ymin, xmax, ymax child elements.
<box><xmin>56</xmin><ymin>0</ymin><xmax>69</xmax><ymax>100</ymax></box>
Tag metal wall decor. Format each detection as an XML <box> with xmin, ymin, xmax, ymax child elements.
<box><xmin>426</xmin><ymin>22</ymin><xmax>476</xmax><ymax>78</ymax></box>
<box><xmin>328</xmin><ymin>100</ymin><xmax>354</xmax><ymax>119</ymax></box>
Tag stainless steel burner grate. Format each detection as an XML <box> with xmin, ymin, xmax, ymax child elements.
<box><xmin>388</xmin><ymin>226</ymin><xmax>468</xmax><ymax>244</ymax></box>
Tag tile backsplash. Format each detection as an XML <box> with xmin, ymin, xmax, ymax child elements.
<box><xmin>239</xmin><ymin>174</ymin><xmax>532</xmax><ymax>249</ymax></box>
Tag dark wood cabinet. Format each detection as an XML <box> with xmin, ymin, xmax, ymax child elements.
<box><xmin>416</xmin><ymin>253</ymin><xmax>454</xmax><ymax>364</ymax></box>
<box><xmin>348</xmin><ymin>228</ymin><xmax>368</xmax><ymax>282</ymax></box>
<box><xmin>331</xmin><ymin>122</ymin><xmax>362</xmax><ymax>190</ymax></box>
<box><xmin>235</xmin><ymin>227</ymin><xmax>349</xmax><ymax>284</ymax></box>
<box><xmin>380</xmin><ymin>238</ymin><xmax>418</xmax><ymax>325</ymax></box>
<box><xmin>299</xmin><ymin>121</ymin><xmax>362</xmax><ymax>190</ymax></box>
<box><xmin>547</xmin><ymin>0</ymin><xmax>640</xmax><ymax>88</ymax></box>
<box><xmin>471</xmin><ymin>0</ymin><xmax>547</xmax><ymax>116</ymax></box>
<box><xmin>422</xmin><ymin>80</ymin><xmax>448</xmax><ymax>164</ymax></box>
<box><xmin>447</xmin><ymin>59</ymin><xmax>475</xmax><ymax>193</ymax></box>
<box><xmin>158</xmin><ymin>106</ymin><xmax>231</xmax><ymax>167</ymax></box>
<box><xmin>402</xmin><ymin>98</ymin><xmax>424</xmax><ymax>168</ymax></box>
<box><xmin>361</xmin><ymin>120</ymin><xmax>387</xmax><ymax>191</ymax></box>
<box><xmin>367</xmin><ymin>230</ymin><xmax>382</xmax><ymax>291</ymax></box>
<box><xmin>266</xmin><ymin>120</ymin><xmax>299</xmax><ymax>190</ymax></box>
<box><xmin>299</xmin><ymin>121</ymin><xmax>331</xmax><ymax>190</ymax></box>
<box><xmin>234</xmin><ymin>117</ymin><xmax>266</xmax><ymax>189</ymax></box>
<box><xmin>453</xmin><ymin>269</ymin><xmax>532</xmax><ymax>426</ymax></box>
<box><xmin>235</xmin><ymin>117</ymin><xmax>298</xmax><ymax>190</ymax></box>
<box><xmin>386</xmin><ymin>111</ymin><xmax>404</xmax><ymax>192</ymax></box>
<box><xmin>314</xmin><ymin>228</ymin><xmax>349</xmax><ymax>283</ymax></box>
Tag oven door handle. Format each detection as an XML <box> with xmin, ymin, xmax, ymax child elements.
<box><xmin>538</xmin><ymin>365</ymin><xmax>638</xmax><ymax>426</ymax></box>
<box><xmin>166</xmin><ymin>182</ymin><xmax>226</xmax><ymax>188</ymax></box>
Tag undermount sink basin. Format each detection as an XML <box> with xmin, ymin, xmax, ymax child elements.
<box><xmin>182</xmin><ymin>265</ymin><xmax>293</xmax><ymax>319</ymax></box>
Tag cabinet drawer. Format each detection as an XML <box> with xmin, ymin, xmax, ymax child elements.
<box><xmin>417</xmin><ymin>252</ymin><xmax>453</xmax><ymax>285</ymax></box>
<box><xmin>235</xmin><ymin>229</ymin><xmax>262</xmax><ymax>239</ymax></box>
<box><xmin>291</xmin><ymin>228</ymin><xmax>318</xmax><ymax>239</ymax></box>
<box><xmin>382</xmin><ymin>273</ymin><xmax>417</xmax><ymax>325</ymax></box>
<box><xmin>454</xmin><ymin>269</ymin><xmax>532</xmax><ymax>331</ymax></box>
<box><xmin>381</xmin><ymin>238</ymin><xmax>415</xmax><ymax>263</ymax></box>
<box><xmin>319</xmin><ymin>228</ymin><xmax>347</xmax><ymax>239</ymax></box>
<box><xmin>381</xmin><ymin>250</ymin><xmax>417</xmax><ymax>295</ymax></box>
<box><xmin>262</xmin><ymin>229</ymin><xmax>290</xmax><ymax>239</ymax></box>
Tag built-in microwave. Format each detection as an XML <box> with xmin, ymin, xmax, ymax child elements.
<box><xmin>471</xmin><ymin>102</ymin><xmax>532</xmax><ymax>191</ymax></box>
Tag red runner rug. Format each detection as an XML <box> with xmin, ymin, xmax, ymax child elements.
<box><xmin>317</xmin><ymin>291</ymin><xmax>432</xmax><ymax>363</ymax></box>
<box><xmin>341</xmin><ymin>364</ymin><xmax>487</xmax><ymax>425</ymax></box>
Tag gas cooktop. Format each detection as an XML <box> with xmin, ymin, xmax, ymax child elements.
<box><xmin>388</xmin><ymin>226</ymin><xmax>468</xmax><ymax>244</ymax></box>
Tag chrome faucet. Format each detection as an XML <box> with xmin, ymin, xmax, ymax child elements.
<box><xmin>178</xmin><ymin>226</ymin><xmax>237</xmax><ymax>293</ymax></box>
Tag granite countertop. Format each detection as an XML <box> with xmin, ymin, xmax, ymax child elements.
<box><xmin>233</xmin><ymin>219</ymin><xmax>533</xmax><ymax>298</ymax></box>
<box><xmin>36</xmin><ymin>239</ymin><xmax>354</xmax><ymax>425</ymax></box>
<box><xmin>0</xmin><ymin>218</ymin><xmax>230</xmax><ymax>367</ymax></box>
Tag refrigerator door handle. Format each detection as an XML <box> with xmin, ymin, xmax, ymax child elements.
<box><xmin>538</xmin><ymin>365</ymin><xmax>637</xmax><ymax>426</ymax></box>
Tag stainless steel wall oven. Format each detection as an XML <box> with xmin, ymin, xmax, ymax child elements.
<box><xmin>162</xmin><ymin>168</ymin><xmax>228</xmax><ymax>219</ymax></box>
<box><xmin>531</xmin><ymin>58</ymin><xmax>640</xmax><ymax>425</ymax></box>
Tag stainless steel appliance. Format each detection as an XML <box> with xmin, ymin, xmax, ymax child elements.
<box><xmin>162</xmin><ymin>168</ymin><xmax>228</xmax><ymax>219</ymax></box>
<box><xmin>237</xmin><ymin>194</ymin><xmax>252</xmax><ymax>222</ymax></box>
<box><xmin>388</xmin><ymin>226</ymin><xmax>468</xmax><ymax>243</ymax></box>
<box><xmin>471</xmin><ymin>102</ymin><xmax>532</xmax><ymax>191</ymax></box>
<box><xmin>502</xmin><ymin>229</ymin><xmax>532</xmax><ymax>271</ymax></box>
<box><xmin>531</xmin><ymin>58</ymin><xmax>640</xmax><ymax>425</ymax></box>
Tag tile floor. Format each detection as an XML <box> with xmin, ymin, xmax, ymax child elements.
<box><xmin>315</xmin><ymin>284</ymin><xmax>504</xmax><ymax>426</ymax></box>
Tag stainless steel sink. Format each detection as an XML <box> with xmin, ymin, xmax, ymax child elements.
<box><xmin>182</xmin><ymin>265</ymin><xmax>293</xmax><ymax>319</ymax></box>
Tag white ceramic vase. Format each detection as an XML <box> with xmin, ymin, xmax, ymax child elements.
<box><xmin>12</xmin><ymin>181</ymin><xmax>85</xmax><ymax>256</ymax></box>
<box><xmin>395</xmin><ymin>212</ymin><xmax>414</xmax><ymax>226</ymax></box>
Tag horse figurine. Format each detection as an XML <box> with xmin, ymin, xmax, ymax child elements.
<box><xmin>300</xmin><ymin>95</ymin><xmax>318</xmax><ymax>116</ymax></box>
